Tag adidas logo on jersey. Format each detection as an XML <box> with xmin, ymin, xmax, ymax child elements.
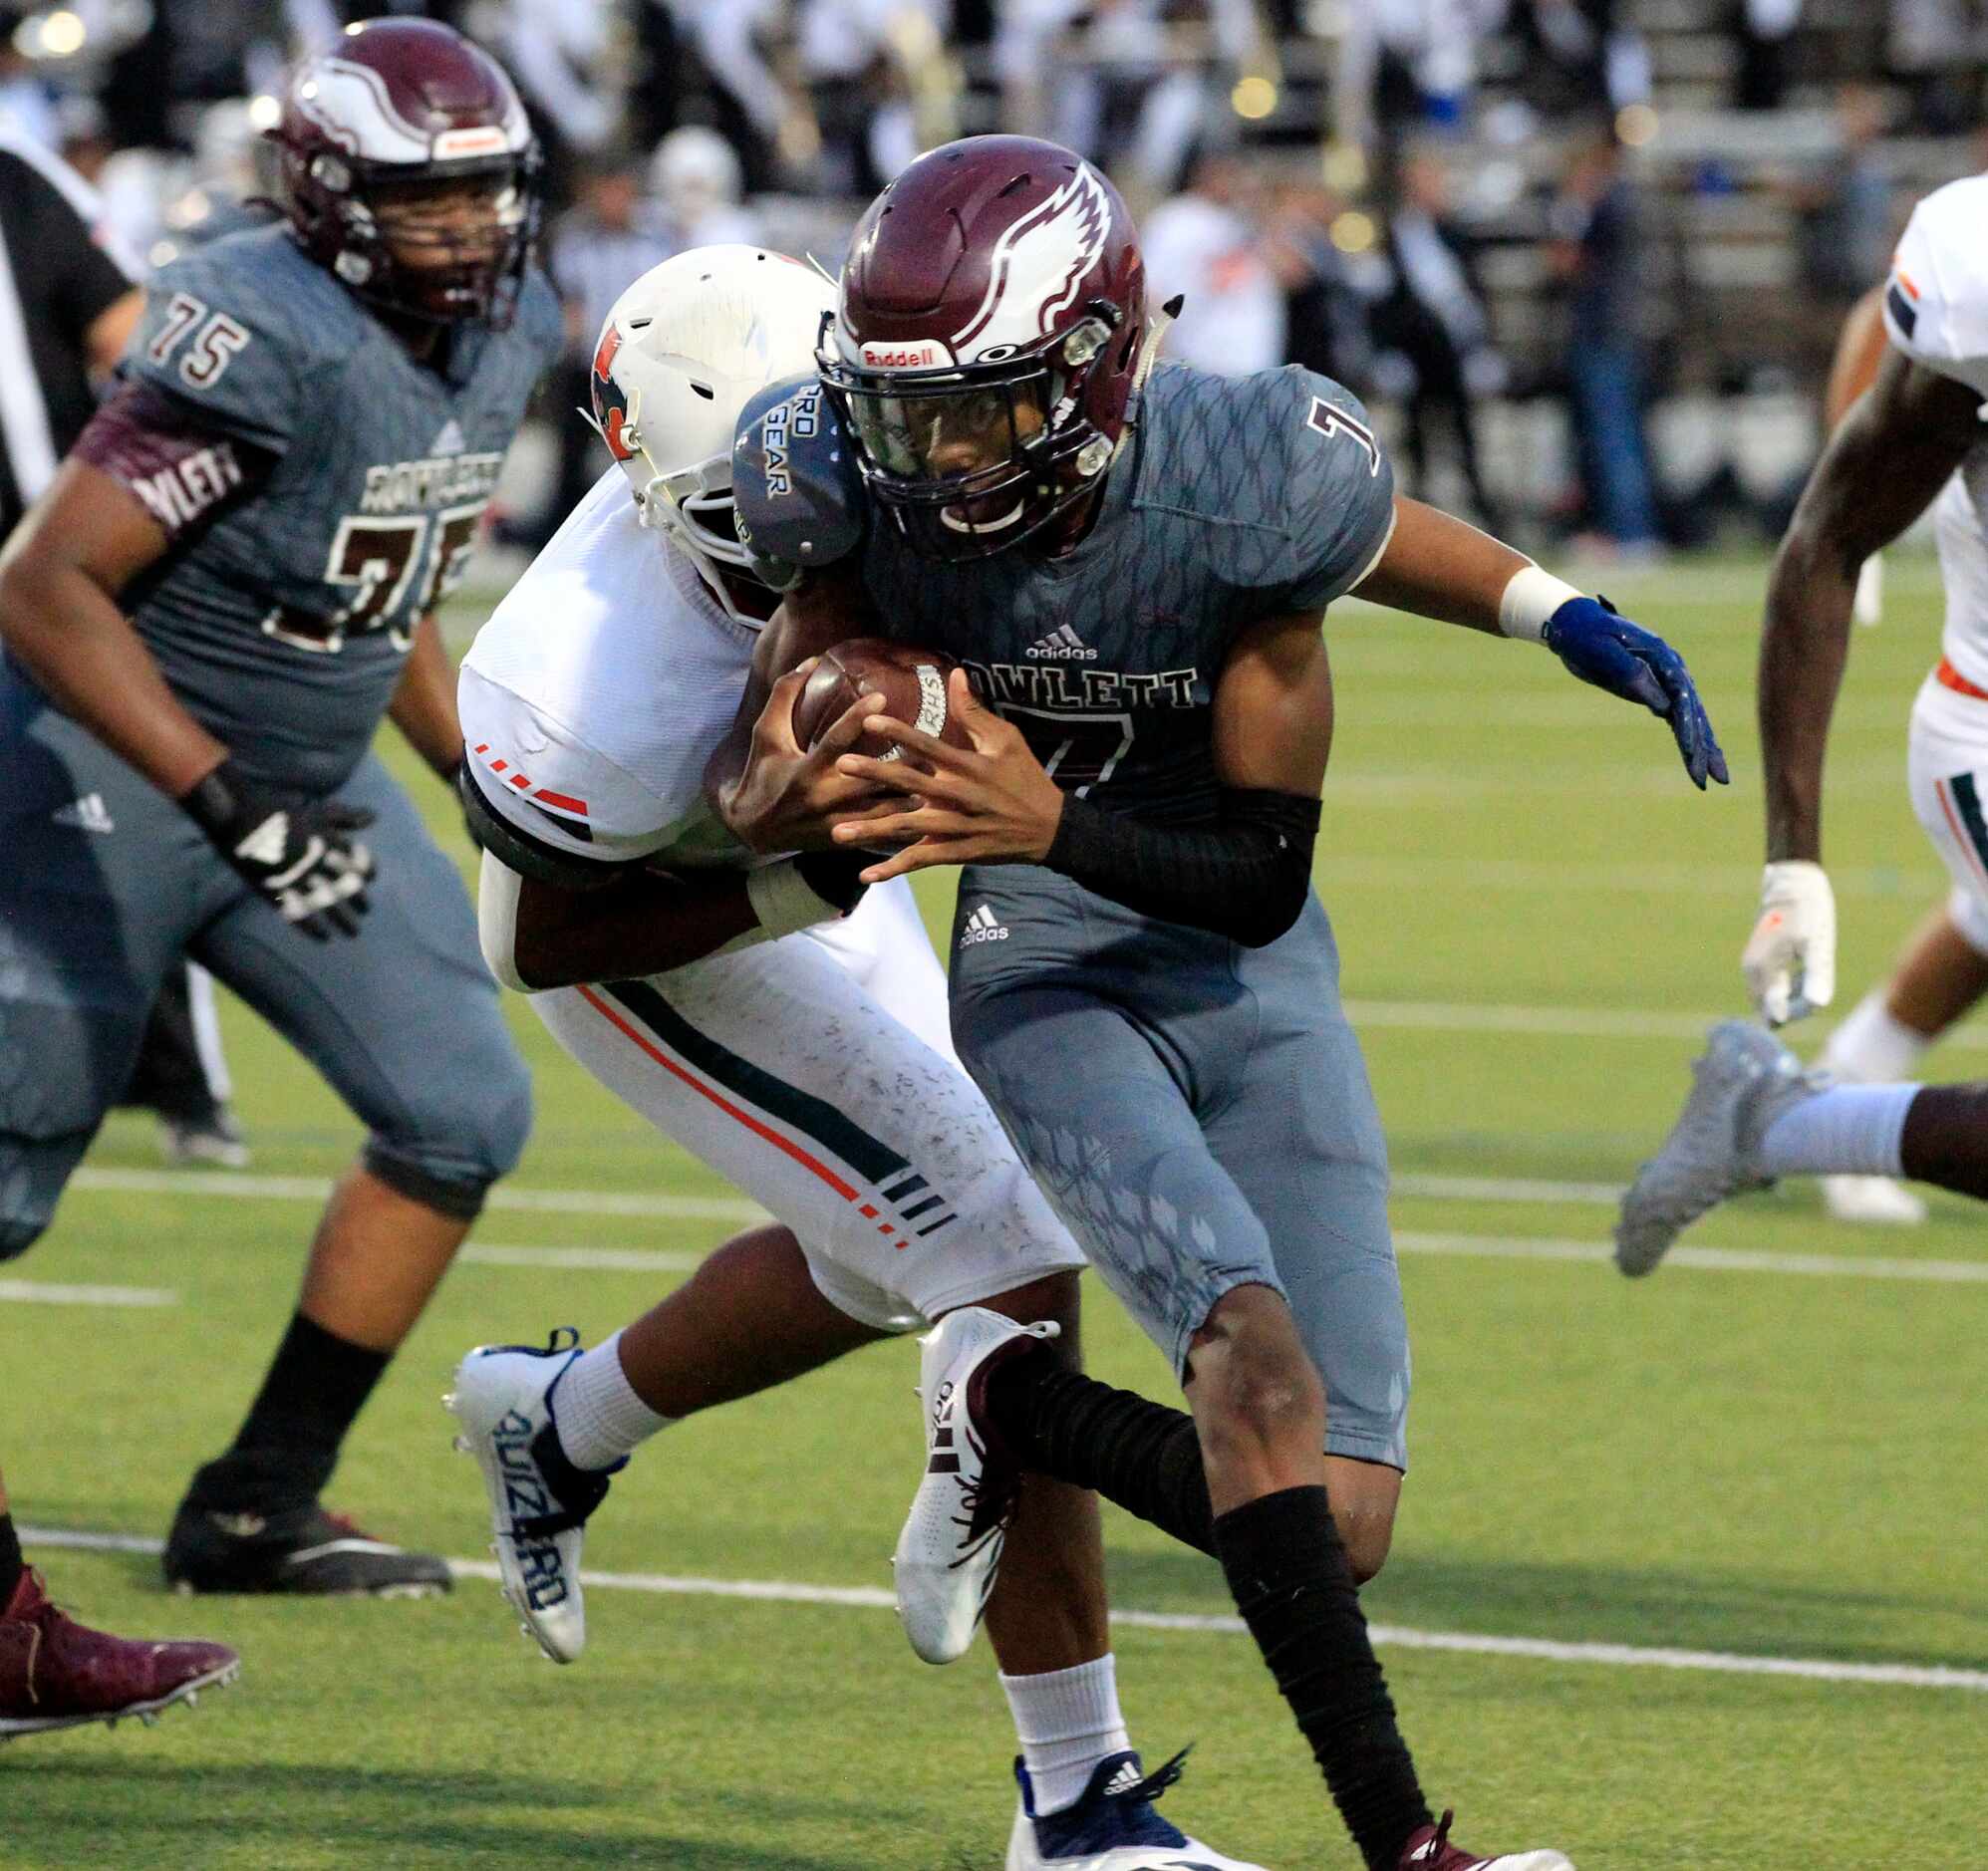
<box><xmin>428</xmin><ymin>418</ymin><xmax>467</xmax><ymax>456</ymax></box>
<box><xmin>960</xmin><ymin>903</ymin><xmax>1009</xmax><ymax>944</ymax></box>
<box><xmin>1024</xmin><ymin>624</ymin><xmax>1096</xmax><ymax>661</ymax></box>
<box><xmin>51</xmin><ymin>792</ymin><xmax>115</xmax><ymax>834</ymax></box>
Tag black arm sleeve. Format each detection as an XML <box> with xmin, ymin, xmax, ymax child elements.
<box><xmin>1040</xmin><ymin>787</ymin><xmax>1322</xmax><ymax>947</ymax></box>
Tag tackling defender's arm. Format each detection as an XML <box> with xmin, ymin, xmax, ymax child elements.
<box><xmin>478</xmin><ymin>851</ymin><xmax>869</xmax><ymax>991</ymax></box>
<box><xmin>463</xmin><ymin>655</ymin><xmax>882</xmax><ymax>991</ymax></box>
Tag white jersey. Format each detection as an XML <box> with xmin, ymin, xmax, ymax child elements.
<box><xmin>1884</xmin><ymin>175</ymin><xmax>1988</xmax><ymax>691</ymax></box>
<box><xmin>459</xmin><ymin>467</ymin><xmax>756</xmax><ymax>872</ymax></box>
<box><xmin>459</xmin><ymin>467</ymin><xmax>1085</xmax><ymax>1331</ymax></box>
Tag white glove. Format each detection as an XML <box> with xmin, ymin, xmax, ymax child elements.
<box><xmin>1742</xmin><ymin>860</ymin><xmax>1837</xmax><ymax>1026</ymax></box>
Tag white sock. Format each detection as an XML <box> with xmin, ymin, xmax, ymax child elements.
<box><xmin>999</xmin><ymin>1654</ymin><xmax>1132</xmax><ymax>1817</ymax></box>
<box><xmin>1760</xmin><ymin>1084</ymin><xmax>1918</xmax><ymax>1178</ymax></box>
<box><xmin>1821</xmin><ymin>990</ymin><xmax>1930</xmax><ymax>1084</ymax></box>
<box><xmin>552</xmin><ymin>1330</ymin><xmax>674</xmax><ymax>1471</ymax></box>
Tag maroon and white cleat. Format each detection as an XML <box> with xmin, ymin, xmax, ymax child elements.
<box><xmin>1399</xmin><ymin>1811</ymin><xmax>1574</xmax><ymax>1870</ymax></box>
<box><xmin>0</xmin><ymin>1569</ymin><xmax>240</xmax><ymax>1738</ymax></box>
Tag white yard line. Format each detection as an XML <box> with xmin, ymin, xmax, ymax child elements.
<box><xmin>1325</xmin><ymin>856</ymin><xmax>1945</xmax><ymax>899</ymax></box>
<box><xmin>0</xmin><ymin>1279</ymin><xmax>177</xmax><ymax>1308</ymax></box>
<box><xmin>1393</xmin><ymin>1173</ymin><xmax>1622</xmax><ymax>1205</ymax></box>
<box><xmin>1342</xmin><ymin>997</ymin><xmax>1988</xmax><ymax>1048</ymax></box>
<box><xmin>1394</xmin><ymin>1232</ymin><xmax>1988</xmax><ymax>1284</ymax></box>
<box><xmin>24</xmin><ymin>1525</ymin><xmax>1985</xmax><ymax>1695</ymax></box>
<box><xmin>460</xmin><ymin>1244</ymin><xmax>699</xmax><ymax>1274</ymax></box>
<box><xmin>62</xmin><ymin>1168</ymin><xmax>1988</xmax><ymax>1280</ymax></box>
<box><xmin>71</xmin><ymin>1166</ymin><xmax>766</xmax><ymax>1223</ymax></box>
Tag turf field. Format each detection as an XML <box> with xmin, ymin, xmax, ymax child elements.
<box><xmin>6</xmin><ymin>550</ymin><xmax>1985</xmax><ymax>1868</ymax></box>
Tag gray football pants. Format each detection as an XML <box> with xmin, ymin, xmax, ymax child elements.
<box><xmin>0</xmin><ymin>685</ymin><xmax>530</xmax><ymax>1255</ymax></box>
<box><xmin>949</xmin><ymin>865</ymin><xmax>1410</xmax><ymax>1470</ymax></box>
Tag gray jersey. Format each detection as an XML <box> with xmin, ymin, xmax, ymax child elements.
<box><xmin>736</xmin><ymin>362</ymin><xmax>1395</xmax><ymax>824</ymax></box>
<box><xmin>112</xmin><ymin>225</ymin><xmax>559</xmax><ymax>792</ymax></box>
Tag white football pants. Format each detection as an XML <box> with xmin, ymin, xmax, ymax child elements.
<box><xmin>532</xmin><ymin>879</ymin><xmax>1083</xmax><ymax>1331</ymax></box>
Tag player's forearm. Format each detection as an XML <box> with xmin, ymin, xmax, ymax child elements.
<box><xmin>496</xmin><ymin>852</ymin><xmax>867</xmax><ymax>990</ymax></box>
<box><xmin>1043</xmin><ymin>789</ymin><xmax>1322</xmax><ymax>947</ymax></box>
<box><xmin>389</xmin><ymin>615</ymin><xmax>466</xmax><ymax>780</ymax></box>
<box><xmin>1758</xmin><ymin>527</ymin><xmax>1855</xmax><ymax>863</ymax></box>
<box><xmin>1351</xmin><ymin>496</ymin><xmax>1532</xmax><ymax>634</ymax></box>
<box><xmin>0</xmin><ymin>550</ymin><xmax>225</xmax><ymax>796</ymax></box>
<box><xmin>510</xmin><ymin>868</ymin><xmax>761</xmax><ymax>989</ymax></box>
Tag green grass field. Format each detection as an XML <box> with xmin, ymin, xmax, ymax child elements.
<box><xmin>6</xmin><ymin>551</ymin><xmax>1985</xmax><ymax>1868</ymax></box>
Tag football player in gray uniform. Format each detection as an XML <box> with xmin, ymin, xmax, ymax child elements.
<box><xmin>0</xmin><ymin>19</ymin><xmax>559</xmax><ymax>1596</ymax></box>
<box><xmin>722</xmin><ymin>137</ymin><xmax>1727</xmax><ymax>1871</ymax></box>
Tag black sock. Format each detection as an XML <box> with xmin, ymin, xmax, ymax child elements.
<box><xmin>987</xmin><ymin>1359</ymin><xmax>1217</xmax><ymax>1556</ymax></box>
<box><xmin>0</xmin><ymin>1513</ymin><xmax>22</xmax><ymax>1602</ymax></box>
<box><xmin>185</xmin><ymin>1312</ymin><xmax>390</xmax><ymax>1512</ymax></box>
<box><xmin>1216</xmin><ymin>1485</ymin><xmax>1431</xmax><ymax>1871</ymax></box>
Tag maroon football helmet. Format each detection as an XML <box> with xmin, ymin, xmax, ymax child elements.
<box><xmin>269</xmin><ymin>18</ymin><xmax>539</xmax><ymax>327</ymax></box>
<box><xmin>819</xmin><ymin>135</ymin><xmax>1148</xmax><ymax>560</ymax></box>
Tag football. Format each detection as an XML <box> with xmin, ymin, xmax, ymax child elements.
<box><xmin>792</xmin><ymin>638</ymin><xmax>973</xmax><ymax>763</ymax></box>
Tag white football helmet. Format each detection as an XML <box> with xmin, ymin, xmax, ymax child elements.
<box><xmin>589</xmin><ymin>245</ymin><xmax>837</xmax><ymax>627</ymax></box>
<box><xmin>650</xmin><ymin>126</ymin><xmax>743</xmax><ymax>225</ymax></box>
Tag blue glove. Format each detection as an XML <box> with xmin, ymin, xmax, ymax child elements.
<box><xmin>1543</xmin><ymin>596</ymin><xmax>1730</xmax><ymax>790</ymax></box>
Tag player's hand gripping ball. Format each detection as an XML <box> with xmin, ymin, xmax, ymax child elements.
<box><xmin>792</xmin><ymin>640</ymin><xmax>974</xmax><ymax>768</ymax></box>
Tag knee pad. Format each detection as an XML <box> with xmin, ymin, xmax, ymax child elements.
<box><xmin>0</xmin><ymin>1134</ymin><xmax>82</xmax><ymax>1261</ymax></box>
<box><xmin>364</xmin><ymin>1055</ymin><xmax>532</xmax><ymax>1220</ymax></box>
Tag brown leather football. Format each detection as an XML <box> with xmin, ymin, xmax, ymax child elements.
<box><xmin>792</xmin><ymin>638</ymin><xmax>971</xmax><ymax>763</ymax></box>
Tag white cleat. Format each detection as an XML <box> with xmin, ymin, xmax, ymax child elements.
<box><xmin>1007</xmin><ymin>1750</ymin><xmax>1270</xmax><ymax>1870</ymax></box>
<box><xmin>1822</xmin><ymin>1174</ymin><xmax>1927</xmax><ymax>1226</ymax></box>
<box><xmin>445</xmin><ymin>1327</ymin><xmax>619</xmax><ymax>1665</ymax></box>
<box><xmin>1615</xmin><ymin>1020</ymin><xmax>1818</xmax><ymax>1277</ymax></box>
<box><xmin>894</xmin><ymin>1306</ymin><xmax>1059</xmax><ymax>1666</ymax></box>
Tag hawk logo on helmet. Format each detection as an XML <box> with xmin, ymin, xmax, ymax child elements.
<box><xmin>953</xmin><ymin>161</ymin><xmax>1111</xmax><ymax>355</ymax></box>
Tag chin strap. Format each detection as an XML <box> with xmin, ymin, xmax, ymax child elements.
<box><xmin>1104</xmin><ymin>292</ymin><xmax>1181</xmax><ymax>470</ymax></box>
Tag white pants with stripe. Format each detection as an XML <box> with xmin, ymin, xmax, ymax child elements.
<box><xmin>532</xmin><ymin>879</ymin><xmax>1084</xmax><ymax>1332</ymax></box>
<box><xmin>1908</xmin><ymin>670</ymin><xmax>1988</xmax><ymax>956</ymax></box>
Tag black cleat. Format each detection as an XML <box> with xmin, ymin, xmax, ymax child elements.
<box><xmin>162</xmin><ymin>1501</ymin><xmax>452</xmax><ymax>1598</ymax></box>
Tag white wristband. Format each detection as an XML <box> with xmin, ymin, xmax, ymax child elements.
<box><xmin>745</xmin><ymin>857</ymin><xmax>848</xmax><ymax>939</ymax></box>
<box><xmin>1498</xmin><ymin>565</ymin><xmax>1584</xmax><ymax>643</ymax></box>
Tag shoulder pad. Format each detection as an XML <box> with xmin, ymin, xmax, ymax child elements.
<box><xmin>459</xmin><ymin>762</ymin><xmax>626</xmax><ymax>891</ymax></box>
<box><xmin>730</xmin><ymin>375</ymin><xmax>867</xmax><ymax>589</ymax></box>
<box><xmin>1885</xmin><ymin>177</ymin><xmax>1988</xmax><ymax>394</ymax></box>
<box><xmin>458</xmin><ymin>662</ymin><xmax>681</xmax><ymax>868</ymax></box>
<box><xmin>125</xmin><ymin>231</ymin><xmax>327</xmax><ymax>451</ymax></box>
<box><xmin>1166</xmin><ymin>366</ymin><xmax>1393</xmax><ymax>611</ymax></box>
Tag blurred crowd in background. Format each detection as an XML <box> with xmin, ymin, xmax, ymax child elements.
<box><xmin>6</xmin><ymin>0</ymin><xmax>1988</xmax><ymax>562</ymax></box>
